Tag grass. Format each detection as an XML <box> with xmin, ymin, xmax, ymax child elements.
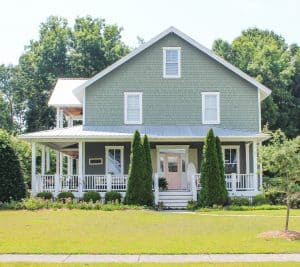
<box><xmin>0</xmin><ymin>209</ymin><xmax>299</xmax><ymax>254</ymax></box>
<box><xmin>0</xmin><ymin>263</ymin><xmax>299</xmax><ymax>267</ymax></box>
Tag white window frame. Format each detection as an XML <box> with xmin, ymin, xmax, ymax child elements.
<box><xmin>124</xmin><ymin>92</ymin><xmax>143</xmax><ymax>124</ymax></box>
<box><xmin>105</xmin><ymin>146</ymin><xmax>124</xmax><ymax>175</ymax></box>
<box><xmin>201</xmin><ymin>92</ymin><xmax>220</xmax><ymax>124</ymax></box>
<box><xmin>222</xmin><ymin>145</ymin><xmax>240</xmax><ymax>174</ymax></box>
<box><xmin>88</xmin><ymin>158</ymin><xmax>103</xmax><ymax>166</ymax></box>
<box><xmin>163</xmin><ymin>47</ymin><xmax>181</xmax><ymax>78</ymax></box>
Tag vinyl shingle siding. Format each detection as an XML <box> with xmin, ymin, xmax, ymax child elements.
<box><xmin>85</xmin><ymin>33</ymin><xmax>259</xmax><ymax>132</ymax></box>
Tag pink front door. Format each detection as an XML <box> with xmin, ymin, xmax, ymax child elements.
<box><xmin>164</xmin><ymin>154</ymin><xmax>181</xmax><ymax>190</ymax></box>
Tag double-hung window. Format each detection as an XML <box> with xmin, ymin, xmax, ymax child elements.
<box><xmin>202</xmin><ymin>92</ymin><xmax>220</xmax><ymax>124</ymax></box>
<box><xmin>222</xmin><ymin>146</ymin><xmax>240</xmax><ymax>174</ymax></box>
<box><xmin>163</xmin><ymin>47</ymin><xmax>181</xmax><ymax>78</ymax></box>
<box><xmin>124</xmin><ymin>92</ymin><xmax>142</xmax><ymax>124</ymax></box>
<box><xmin>105</xmin><ymin>146</ymin><xmax>124</xmax><ymax>175</ymax></box>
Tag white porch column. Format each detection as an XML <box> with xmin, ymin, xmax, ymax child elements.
<box><xmin>259</xmin><ymin>142</ymin><xmax>263</xmax><ymax>190</ymax></box>
<box><xmin>245</xmin><ymin>143</ymin><xmax>250</xmax><ymax>174</ymax></box>
<box><xmin>59</xmin><ymin>153</ymin><xmax>63</xmax><ymax>175</ymax></box>
<box><xmin>31</xmin><ymin>142</ymin><xmax>37</xmax><ymax>196</ymax></box>
<box><xmin>78</xmin><ymin>142</ymin><xmax>83</xmax><ymax>196</ymax></box>
<box><xmin>67</xmin><ymin>156</ymin><xmax>73</xmax><ymax>176</ymax></box>
<box><xmin>154</xmin><ymin>173</ymin><xmax>159</xmax><ymax>205</ymax></box>
<box><xmin>253</xmin><ymin>141</ymin><xmax>258</xmax><ymax>192</ymax></box>
<box><xmin>55</xmin><ymin>152</ymin><xmax>60</xmax><ymax>196</ymax></box>
<box><xmin>107</xmin><ymin>173</ymin><xmax>112</xmax><ymax>191</ymax></box>
<box><xmin>46</xmin><ymin>147</ymin><xmax>50</xmax><ymax>173</ymax></box>
<box><xmin>67</xmin><ymin>116</ymin><xmax>73</xmax><ymax>127</ymax></box>
<box><xmin>41</xmin><ymin>145</ymin><xmax>45</xmax><ymax>175</ymax></box>
<box><xmin>231</xmin><ymin>173</ymin><xmax>237</xmax><ymax>195</ymax></box>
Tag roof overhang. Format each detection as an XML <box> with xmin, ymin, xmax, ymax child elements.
<box><xmin>73</xmin><ymin>26</ymin><xmax>272</xmax><ymax>101</ymax></box>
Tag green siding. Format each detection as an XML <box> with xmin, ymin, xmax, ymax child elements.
<box><xmin>85</xmin><ymin>33</ymin><xmax>259</xmax><ymax>131</ymax></box>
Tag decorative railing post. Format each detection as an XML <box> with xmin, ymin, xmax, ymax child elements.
<box><xmin>231</xmin><ymin>173</ymin><xmax>237</xmax><ymax>194</ymax></box>
<box><xmin>107</xmin><ymin>173</ymin><xmax>112</xmax><ymax>191</ymax></box>
<box><xmin>253</xmin><ymin>173</ymin><xmax>258</xmax><ymax>192</ymax></box>
<box><xmin>78</xmin><ymin>175</ymin><xmax>83</xmax><ymax>196</ymax></box>
<box><xmin>154</xmin><ymin>173</ymin><xmax>159</xmax><ymax>205</ymax></box>
<box><xmin>192</xmin><ymin>174</ymin><xmax>197</xmax><ymax>201</ymax></box>
<box><xmin>54</xmin><ymin>174</ymin><xmax>60</xmax><ymax>197</ymax></box>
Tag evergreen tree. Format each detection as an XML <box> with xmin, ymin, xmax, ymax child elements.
<box><xmin>0</xmin><ymin>129</ymin><xmax>26</xmax><ymax>202</ymax></box>
<box><xmin>142</xmin><ymin>135</ymin><xmax>154</xmax><ymax>206</ymax></box>
<box><xmin>199</xmin><ymin>129</ymin><xmax>221</xmax><ymax>207</ymax></box>
<box><xmin>125</xmin><ymin>130</ymin><xmax>145</xmax><ymax>205</ymax></box>
<box><xmin>215</xmin><ymin>136</ymin><xmax>228</xmax><ymax>204</ymax></box>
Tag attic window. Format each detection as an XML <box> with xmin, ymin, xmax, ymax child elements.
<box><xmin>163</xmin><ymin>47</ymin><xmax>181</xmax><ymax>78</ymax></box>
<box><xmin>202</xmin><ymin>92</ymin><xmax>220</xmax><ymax>124</ymax></box>
<box><xmin>124</xmin><ymin>92</ymin><xmax>143</xmax><ymax>124</ymax></box>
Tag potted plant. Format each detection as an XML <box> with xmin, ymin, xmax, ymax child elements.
<box><xmin>159</xmin><ymin>177</ymin><xmax>168</xmax><ymax>191</ymax></box>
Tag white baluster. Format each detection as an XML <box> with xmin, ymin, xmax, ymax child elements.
<box><xmin>154</xmin><ymin>173</ymin><xmax>159</xmax><ymax>205</ymax></box>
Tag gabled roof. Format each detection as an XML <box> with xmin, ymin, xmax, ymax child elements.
<box><xmin>48</xmin><ymin>78</ymin><xmax>88</xmax><ymax>107</ymax></box>
<box><xmin>73</xmin><ymin>26</ymin><xmax>272</xmax><ymax>101</ymax></box>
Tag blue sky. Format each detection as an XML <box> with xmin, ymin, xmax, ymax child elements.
<box><xmin>0</xmin><ymin>0</ymin><xmax>297</xmax><ymax>65</ymax></box>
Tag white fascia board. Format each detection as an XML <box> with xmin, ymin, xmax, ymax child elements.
<box><xmin>73</xmin><ymin>26</ymin><xmax>272</xmax><ymax>100</ymax></box>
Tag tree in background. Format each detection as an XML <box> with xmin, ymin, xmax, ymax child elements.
<box><xmin>213</xmin><ymin>28</ymin><xmax>299</xmax><ymax>137</ymax></box>
<box><xmin>199</xmin><ymin>129</ymin><xmax>221</xmax><ymax>207</ymax></box>
<box><xmin>260</xmin><ymin>131</ymin><xmax>300</xmax><ymax>230</ymax></box>
<box><xmin>142</xmin><ymin>134</ymin><xmax>154</xmax><ymax>206</ymax></box>
<box><xmin>215</xmin><ymin>136</ymin><xmax>228</xmax><ymax>204</ymax></box>
<box><xmin>125</xmin><ymin>130</ymin><xmax>145</xmax><ymax>205</ymax></box>
<box><xmin>0</xmin><ymin>129</ymin><xmax>26</xmax><ymax>202</ymax></box>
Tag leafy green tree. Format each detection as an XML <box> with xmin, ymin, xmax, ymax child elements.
<box><xmin>125</xmin><ymin>130</ymin><xmax>145</xmax><ymax>205</ymax></box>
<box><xmin>215</xmin><ymin>136</ymin><xmax>228</xmax><ymax>204</ymax></box>
<box><xmin>260</xmin><ymin>131</ymin><xmax>300</xmax><ymax>230</ymax></box>
<box><xmin>142</xmin><ymin>134</ymin><xmax>154</xmax><ymax>206</ymax></box>
<box><xmin>213</xmin><ymin>28</ymin><xmax>299</xmax><ymax>137</ymax></box>
<box><xmin>199</xmin><ymin>129</ymin><xmax>221</xmax><ymax>207</ymax></box>
<box><xmin>0</xmin><ymin>93</ymin><xmax>10</xmax><ymax>130</ymax></box>
<box><xmin>0</xmin><ymin>129</ymin><xmax>26</xmax><ymax>202</ymax></box>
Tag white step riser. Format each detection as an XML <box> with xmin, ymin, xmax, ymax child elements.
<box><xmin>159</xmin><ymin>196</ymin><xmax>193</xmax><ymax>200</ymax></box>
<box><xmin>159</xmin><ymin>191</ymin><xmax>192</xmax><ymax>196</ymax></box>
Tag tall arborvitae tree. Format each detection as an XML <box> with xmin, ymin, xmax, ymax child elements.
<box><xmin>142</xmin><ymin>135</ymin><xmax>154</xmax><ymax>206</ymax></box>
<box><xmin>125</xmin><ymin>130</ymin><xmax>145</xmax><ymax>205</ymax></box>
<box><xmin>0</xmin><ymin>129</ymin><xmax>26</xmax><ymax>202</ymax></box>
<box><xmin>215</xmin><ymin>136</ymin><xmax>228</xmax><ymax>205</ymax></box>
<box><xmin>199</xmin><ymin>129</ymin><xmax>221</xmax><ymax>207</ymax></box>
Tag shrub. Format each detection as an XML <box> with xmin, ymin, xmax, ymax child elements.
<box><xmin>83</xmin><ymin>191</ymin><xmax>101</xmax><ymax>203</ymax></box>
<box><xmin>187</xmin><ymin>200</ymin><xmax>198</xmax><ymax>211</ymax></box>
<box><xmin>265</xmin><ymin>190</ymin><xmax>286</xmax><ymax>205</ymax></box>
<box><xmin>57</xmin><ymin>192</ymin><xmax>74</xmax><ymax>202</ymax></box>
<box><xmin>0</xmin><ymin>129</ymin><xmax>26</xmax><ymax>202</ymax></box>
<box><xmin>105</xmin><ymin>191</ymin><xmax>122</xmax><ymax>203</ymax></box>
<box><xmin>230</xmin><ymin>196</ymin><xmax>251</xmax><ymax>206</ymax></box>
<box><xmin>36</xmin><ymin>191</ymin><xmax>53</xmax><ymax>200</ymax></box>
<box><xmin>252</xmin><ymin>194</ymin><xmax>270</xmax><ymax>205</ymax></box>
<box><xmin>159</xmin><ymin>177</ymin><xmax>168</xmax><ymax>191</ymax></box>
<box><xmin>22</xmin><ymin>197</ymin><xmax>48</xmax><ymax>210</ymax></box>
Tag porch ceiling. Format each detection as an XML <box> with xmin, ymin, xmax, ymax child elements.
<box><xmin>19</xmin><ymin>125</ymin><xmax>270</xmax><ymax>142</ymax></box>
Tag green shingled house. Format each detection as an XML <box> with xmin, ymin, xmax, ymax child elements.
<box><xmin>20</xmin><ymin>27</ymin><xmax>271</xmax><ymax>208</ymax></box>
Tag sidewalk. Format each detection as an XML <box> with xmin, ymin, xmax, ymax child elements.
<box><xmin>0</xmin><ymin>254</ymin><xmax>300</xmax><ymax>263</ymax></box>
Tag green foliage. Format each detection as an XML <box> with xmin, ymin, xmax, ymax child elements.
<box><xmin>213</xmin><ymin>28</ymin><xmax>300</xmax><ymax>137</ymax></box>
<box><xmin>199</xmin><ymin>129</ymin><xmax>224</xmax><ymax>207</ymax></box>
<box><xmin>36</xmin><ymin>191</ymin><xmax>53</xmax><ymax>200</ymax></box>
<box><xmin>0</xmin><ymin>129</ymin><xmax>26</xmax><ymax>202</ymax></box>
<box><xmin>215</xmin><ymin>136</ymin><xmax>229</xmax><ymax>204</ymax></box>
<box><xmin>105</xmin><ymin>191</ymin><xmax>122</xmax><ymax>204</ymax></box>
<box><xmin>125</xmin><ymin>130</ymin><xmax>145</xmax><ymax>205</ymax></box>
<box><xmin>83</xmin><ymin>191</ymin><xmax>101</xmax><ymax>203</ymax></box>
<box><xmin>142</xmin><ymin>135</ymin><xmax>154</xmax><ymax>205</ymax></box>
<box><xmin>158</xmin><ymin>177</ymin><xmax>168</xmax><ymax>191</ymax></box>
<box><xmin>187</xmin><ymin>200</ymin><xmax>198</xmax><ymax>211</ymax></box>
<box><xmin>252</xmin><ymin>194</ymin><xmax>270</xmax><ymax>206</ymax></box>
<box><xmin>57</xmin><ymin>191</ymin><xmax>75</xmax><ymax>202</ymax></box>
<box><xmin>230</xmin><ymin>197</ymin><xmax>251</xmax><ymax>206</ymax></box>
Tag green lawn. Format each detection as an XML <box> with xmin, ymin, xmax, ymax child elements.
<box><xmin>0</xmin><ymin>210</ymin><xmax>299</xmax><ymax>254</ymax></box>
<box><xmin>0</xmin><ymin>263</ymin><xmax>300</xmax><ymax>267</ymax></box>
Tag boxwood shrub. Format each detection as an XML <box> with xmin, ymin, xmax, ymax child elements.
<box><xmin>230</xmin><ymin>196</ymin><xmax>251</xmax><ymax>206</ymax></box>
<box><xmin>83</xmin><ymin>191</ymin><xmax>101</xmax><ymax>203</ymax></box>
<box><xmin>57</xmin><ymin>191</ymin><xmax>74</xmax><ymax>202</ymax></box>
<box><xmin>36</xmin><ymin>191</ymin><xmax>53</xmax><ymax>200</ymax></box>
<box><xmin>105</xmin><ymin>191</ymin><xmax>122</xmax><ymax>204</ymax></box>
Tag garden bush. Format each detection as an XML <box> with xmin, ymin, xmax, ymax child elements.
<box><xmin>187</xmin><ymin>200</ymin><xmax>198</xmax><ymax>211</ymax></box>
<box><xmin>105</xmin><ymin>191</ymin><xmax>122</xmax><ymax>203</ymax></box>
<box><xmin>230</xmin><ymin>196</ymin><xmax>251</xmax><ymax>206</ymax></box>
<box><xmin>158</xmin><ymin>177</ymin><xmax>168</xmax><ymax>191</ymax></box>
<box><xmin>252</xmin><ymin>193</ymin><xmax>270</xmax><ymax>205</ymax></box>
<box><xmin>57</xmin><ymin>192</ymin><xmax>75</xmax><ymax>202</ymax></box>
<box><xmin>83</xmin><ymin>191</ymin><xmax>101</xmax><ymax>203</ymax></box>
<box><xmin>36</xmin><ymin>191</ymin><xmax>53</xmax><ymax>200</ymax></box>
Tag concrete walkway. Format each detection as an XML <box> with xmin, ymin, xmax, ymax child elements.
<box><xmin>0</xmin><ymin>254</ymin><xmax>300</xmax><ymax>263</ymax></box>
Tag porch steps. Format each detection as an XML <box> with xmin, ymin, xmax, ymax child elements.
<box><xmin>158</xmin><ymin>191</ymin><xmax>193</xmax><ymax>209</ymax></box>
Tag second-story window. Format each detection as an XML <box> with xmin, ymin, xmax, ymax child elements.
<box><xmin>202</xmin><ymin>92</ymin><xmax>220</xmax><ymax>124</ymax></box>
<box><xmin>163</xmin><ymin>47</ymin><xmax>181</xmax><ymax>78</ymax></box>
<box><xmin>124</xmin><ymin>92</ymin><xmax>143</xmax><ymax>124</ymax></box>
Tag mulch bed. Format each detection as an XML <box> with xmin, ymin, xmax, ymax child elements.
<box><xmin>259</xmin><ymin>230</ymin><xmax>300</xmax><ymax>241</ymax></box>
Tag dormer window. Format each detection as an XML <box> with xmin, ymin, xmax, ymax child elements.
<box><xmin>163</xmin><ymin>47</ymin><xmax>181</xmax><ymax>78</ymax></box>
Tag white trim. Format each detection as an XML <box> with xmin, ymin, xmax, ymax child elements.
<box><xmin>88</xmin><ymin>158</ymin><xmax>103</xmax><ymax>165</ymax></box>
<box><xmin>83</xmin><ymin>89</ymin><xmax>86</xmax><ymax>125</ymax></box>
<box><xmin>222</xmin><ymin>145</ymin><xmax>240</xmax><ymax>174</ymax></box>
<box><xmin>245</xmin><ymin>143</ymin><xmax>250</xmax><ymax>174</ymax></box>
<box><xmin>201</xmin><ymin>92</ymin><xmax>220</xmax><ymax>124</ymax></box>
<box><xmin>105</xmin><ymin>146</ymin><xmax>124</xmax><ymax>175</ymax></box>
<box><xmin>163</xmin><ymin>47</ymin><xmax>181</xmax><ymax>78</ymax></box>
<box><xmin>124</xmin><ymin>92</ymin><xmax>143</xmax><ymax>125</ymax></box>
<box><xmin>73</xmin><ymin>27</ymin><xmax>271</xmax><ymax>101</ymax></box>
<box><xmin>31</xmin><ymin>142</ymin><xmax>36</xmax><ymax>196</ymax></box>
<box><xmin>258</xmin><ymin>89</ymin><xmax>261</xmax><ymax>132</ymax></box>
